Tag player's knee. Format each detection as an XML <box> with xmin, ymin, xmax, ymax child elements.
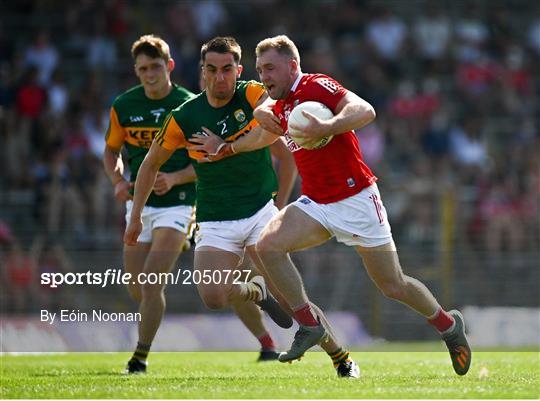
<box><xmin>141</xmin><ymin>281</ymin><xmax>165</xmax><ymax>299</ymax></box>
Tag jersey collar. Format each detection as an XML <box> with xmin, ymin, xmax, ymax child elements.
<box><xmin>290</xmin><ymin>72</ymin><xmax>304</xmax><ymax>93</ymax></box>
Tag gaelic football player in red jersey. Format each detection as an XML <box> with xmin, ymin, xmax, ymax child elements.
<box><xmin>199</xmin><ymin>35</ymin><xmax>471</xmax><ymax>376</ymax></box>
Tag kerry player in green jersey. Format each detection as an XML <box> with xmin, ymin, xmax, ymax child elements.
<box><xmin>103</xmin><ymin>35</ymin><xmax>197</xmax><ymax>374</ymax></box>
<box><xmin>125</xmin><ymin>37</ymin><xmax>361</xmax><ymax>376</ymax></box>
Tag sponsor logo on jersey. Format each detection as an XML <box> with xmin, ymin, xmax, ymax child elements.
<box><xmin>129</xmin><ymin>115</ymin><xmax>144</xmax><ymax>122</ymax></box>
<box><xmin>127</xmin><ymin>128</ymin><xmax>160</xmax><ymax>147</ymax></box>
<box><xmin>234</xmin><ymin>109</ymin><xmax>246</xmax><ymax>123</ymax></box>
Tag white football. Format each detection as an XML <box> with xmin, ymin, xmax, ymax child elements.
<box><xmin>287</xmin><ymin>101</ymin><xmax>334</xmax><ymax>150</ymax></box>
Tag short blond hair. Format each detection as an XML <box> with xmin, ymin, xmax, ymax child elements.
<box><xmin>255</xmin><ymin>35</ymin><xmax>300</xmax><ymax>65</ymax></box>
<box><xmin>131</xmin><ymin>34</ymin><xmax>171</xmax><ymax>62</ymax></box>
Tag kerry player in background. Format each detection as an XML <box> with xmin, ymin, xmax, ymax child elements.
<box><xmin>103</xmin><ymin>35</ymin><xmax>196</xmax><ymax>374</ymax></box>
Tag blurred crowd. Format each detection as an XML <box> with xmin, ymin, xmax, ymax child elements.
<box><xmin>1</xmin><ymin>1</ymin><xmax>539</xmax><ymax>313</ymax></box>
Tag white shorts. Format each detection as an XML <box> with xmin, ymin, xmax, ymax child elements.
<box><xmin>194</xmin><ymin>200</ymin><xmax>278</xmax><ymax>256</ymax></box>
<box><xmin>291</xmin><ymin>183</ymin><xmax>393</xmax><ymax>247</ymax></box>
<box><xmin>125</xmin><ymin>200</ymin><xmax>195</xmax><ymax>243</ymax></box>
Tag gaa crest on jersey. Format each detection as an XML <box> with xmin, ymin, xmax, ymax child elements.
<box><xmin>234</xmin><ymin>109</ymin><xmax>246</xmax><ymax>123</ymax></box>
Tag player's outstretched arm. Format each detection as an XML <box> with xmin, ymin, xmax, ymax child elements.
<box><xmin>231</xmin><ymin>125</ymin><xmax>280</xmax><ymax>153</ymax></box>
<box><xmin>188</xmin><ymin>125</ymin><xmax>280</xmax><ymax>163</ymax></box>
<box><xmin>270</xmin><ymin>138</ymin><xmax>297</xmax><ymax>209</ymax></box>
<box><xmin>124</xmin><ymin>142</ymin><xmax>174</xmax><ymax>246</ymax></box>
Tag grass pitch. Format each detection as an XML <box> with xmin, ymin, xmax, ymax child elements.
<box><xmin>1</xmin><ymin>350</ymin><xmax>538</xmax><ymax>399</ymax></box>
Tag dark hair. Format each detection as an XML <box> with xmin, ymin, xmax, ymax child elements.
<box><xmin>201</xmin><ymin>36</ymin><xmax>241</xmax><ymax>63</ymax></box>
<box><xmin>131</xmin><ymin>34</ymin><xmax>171</xmax><ymax>61</ymax></box>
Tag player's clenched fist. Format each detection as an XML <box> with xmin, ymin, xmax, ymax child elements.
<box><xmin>114</xmin><ymin>180</ymin><xmax>133</xmax><ymax>203</ymax></box>
<box><xmin>254</xmin><ymin>106</ymin><xmax>283</xmax><ymax>136</ymax></box>
<box><xmin>124</xmin><ymin>218</ymin><xmax>143</xmax><ymax>246</ymax></box>
<box><xmin>153</xmin><ymin>172</ymin><xmax>174</xmax><ymax>195</ymax></box>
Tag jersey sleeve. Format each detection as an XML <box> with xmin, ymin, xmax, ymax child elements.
<box><xmin>154</xmin><ymin>112</ymin><xmax>188</xmax><ymax>151</ymax></box>
<box><xmin>104</xmin><ymin>107</ymin><xmax>125</xmax><ymax>150</ymax></box>
<box><xmin>245</xmin><ymin>80</ymin><xmax>266</xmax><ymax>109</ymax></box>
<box><xmin>307</xmin><ymin>75</ymin><xmax>348</xmax><ymax>112</ymax></box>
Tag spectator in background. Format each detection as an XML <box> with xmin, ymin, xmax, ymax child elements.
<box><xmin>355</xmin><ymin>121</ymin><xmax>385</xmax><ymax>168</ymax></box>
<box><xmin>527</xmin><ymin>17</ymin><xmax>540</xmax><ymax>55</ymax></box>
<box><xmin>8</xmin><ymin>67</ymin><xmax>47</xmax><ymax>186</ymax></box>
<box><xmin>421</xmin><ymin>111</ymin><xmax>451</xmax><ymax>160</ymax></box>
<box><xmin>366</xmin><ymin>7</ymin><xmax>407</xmax><ymax>76</ymax></box>
<box><xmin>453</xmin><ymin>4</ymin><xmax>489</xmax><ymax>63</ymax></box>
<box><xmin>478</xmin><ymin>174</ymin><xmax>526</xmax><ymax>253</ymax></box>
<box><xmin>413</xmin><ymin>5</ymin><xmax>451</xmax><ymax>71</ymax></box>
<box><xmin>0</xmin><ymin>62</ymin><xmax>16</xmax><ymax>178</ymax></box>
<box><xmin>2</xmin><ymin>237</ymin><xmax>39</xmax><ymax>313</ymax></box>
<box><xmin>449</xmin><ymin>117</ymin><xmax>488</xmax><ymax>168</ymax></box>
<box><xmin>33</xmin><ymin>235</ymin><xmax>71</xmax><ymax>310</ymax></box>
<box><xmin>47</xmin><ymin>68</ymin><xmax>69</xmax><ymax>118</ymax></box>
<box><xmin>23</xmin><ymin>30</ymin><xmax>59</xmax><ymax>87</ymax></box>
<box><xmin>87</xmin><ymin>19</ymin><xmax>118</xmax><ymax>72</ymax></box>
<box><xmin>0</xmin><ymin>21</ymin><xmax>15</xmax><ymax>65</ymax></box>
<box><xmin>190</xmin><ymin>0</ymin><xmax>228</xmax><ymax>40</ymax></box>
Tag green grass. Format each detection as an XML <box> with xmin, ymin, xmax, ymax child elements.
<box><xmin>1</xmin><ymin>351</ymin><xmax>538</xmax><ymax>399</ymax></box>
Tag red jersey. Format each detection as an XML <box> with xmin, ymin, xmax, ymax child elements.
<box><xmin>273</xmin><ymin>73</ymin><xmax>376</xmax><ymax>204</ymax></box>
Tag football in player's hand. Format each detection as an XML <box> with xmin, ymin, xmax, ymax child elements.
<box><xmin>288</xmin><ymin>101</ymin><xmax>334</xmax><ymax>150</ymax></box>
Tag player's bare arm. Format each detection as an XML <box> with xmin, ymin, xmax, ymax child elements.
<box><xmin>103</xmin><ymin>145</ymin><xmax>133</xmax><ymax>203</ymax></box>
<box><xmin>124</xmin><ymin>142</ymin><xmax>174</xmax><ymax>246</ymax></box>
<box><xmin>270</xmin><ymin>138</ymin><xmax>297</xmax><ymax>209</ymax></box>
<box><xmin>292</xmin><ymin>92</ymin><xmax>376</xmax><ymax>141</ymax></box>
<box><xmin>153</xmin><ymin>164</ymin><xmax>196</xmax><ymax>196</ymax></box>
<box><xmin>187</xmin><ymin>125</ymin><xmax>280</xmax><ymax>162</ymax></box>
<box><xmin>254</xmin><ymin>94</ymin><xmax>282</xmax><ymax>136</ymax></box>
<box><xmin>231</xmin><ymin>126</ymin><xmax>280</xmax><ymax>153</ymax></box>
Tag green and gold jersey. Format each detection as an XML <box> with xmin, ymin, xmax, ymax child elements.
<box><xmin>155</xmin><ymin>80</ymin><xmax>277</xmax><ymax>222</ymax></box>
<box><xmin>105</xmin><ymin>84</ymin><xmax>196</xmax><ymax>207</ymax></box>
